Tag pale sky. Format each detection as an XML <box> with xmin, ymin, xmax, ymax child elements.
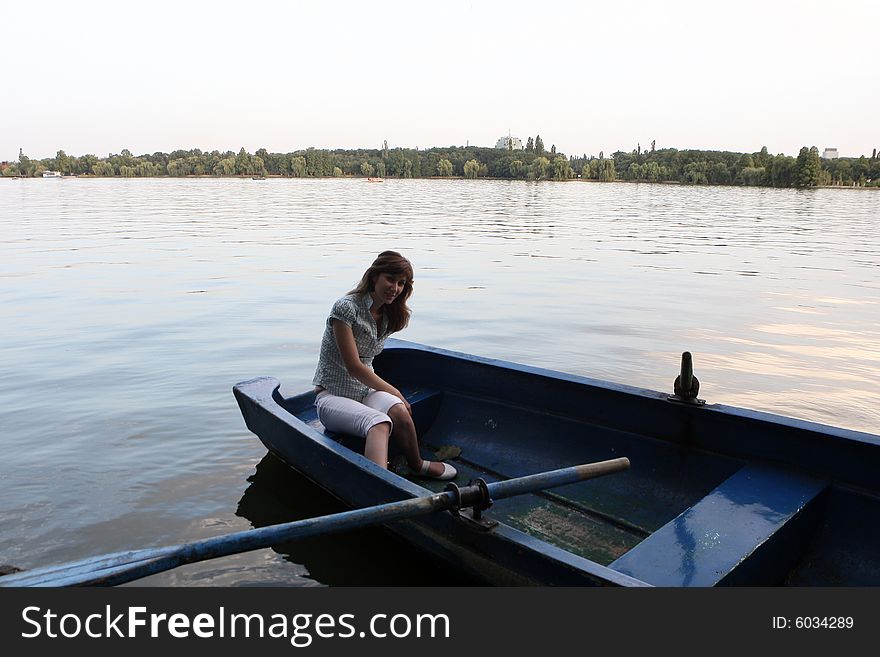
<box><xmin>3</xmin><ymin>0</ymin><xmax>877</xmax><ymax>160</ymax></box>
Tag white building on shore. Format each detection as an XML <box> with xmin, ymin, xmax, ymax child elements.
<box><xmin>495</xmin><ymin>135</ymin><xmax>524</xmax><ymax>150</ymax></box>
<box><xmin>822</xmin><ymin>148</ymin><xmax>839</xmax><ymax>160</ymax></box>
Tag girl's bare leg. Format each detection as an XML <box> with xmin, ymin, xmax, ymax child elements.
<box><xmin>387</xmin><ymin>405</ymin><xmax>446</xmax><ymax>477</ymax></box>
<box><xmin>364</xmin><ymin>421</ymin><xmax>391</xmax><ymax>468</ymax></box>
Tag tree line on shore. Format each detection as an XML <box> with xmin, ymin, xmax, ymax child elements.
<box><xmin>3</xmin><ymin>138</ymin><xmax>878</xmax><ymax>188</ymax></box>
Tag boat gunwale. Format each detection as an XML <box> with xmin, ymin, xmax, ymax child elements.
<box><xmin>375</xmin><ymin>340</ymin><xmax>880</xmax><ymax>496</ymax></box>
<box><xmin>381</xmin><ymin>338</ymin><xmax>879</xmax><ymax>447</ymax></box>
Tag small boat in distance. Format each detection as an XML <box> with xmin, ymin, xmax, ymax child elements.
<box><xmin>252</xmin><ymin>175</ymin><xmax>266</xmax><ymax>180</ymax></box>
<box><xmin>42</xmin><ymin>170</ymin><xmax>62</xmax><ymax>178</ymax></box>
<box><xmin>366</xmin><ymin>177</ymin><xmax>384</xmax><ymax>183</ymax></box>
<box><xmin>234</xmin><ymin>339</ymin><xmax>880</xmax><ymax>586</ymax></box>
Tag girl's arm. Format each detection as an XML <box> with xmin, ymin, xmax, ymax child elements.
<box><xmin>332</xmin><ymin>321</ymin><xmax>412</xmax><ymax>413</ymax></box>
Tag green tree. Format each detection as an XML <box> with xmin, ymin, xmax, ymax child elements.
<box><xmin>135</xmin><ymin>161</ymin><xmax>161</xmax><ymax>177</ymax></box>
<box><xmin>436</xmin><ymin>158</ymin><xmax>453</xmax><ymax>176</ymax></box>
<box><xmin>851</xmin><ymin>155</ymin><xmax>869</xmax><ymax>185</ymax></box>
<box><xmin>737</xmin><ymin>153</ymin><xmax>755</xmax><ymax>170</ymax></box>
<box><xmin>737</xmin><ymin>167</ymin><xmax>766</xmax><ymax>186</ymax></box>
<box><xmin>214</xmin><ymin>157</ymin><xmax>236</xmax><ymax>176</ymax></box>
<box><xmin>867</xmin><ymin>158</ymin><xmax>880</xmax><ymax>186</ymax></box>
<box><xmin>509</xmin><ymin>159</ymin><xmax>524</xmax><ymax>178</ymax></box>
<box><xmin>794</xmin><ymin>146</ymin><xmax>821</xmax><ymax>188</ymax></box>
<box><xmin>290</xmin><ymin>156</ymin><xmax>307</xmax><ymax>177</ymax></box>
<box><xmin>167</xmin><ymin>158</ymin><xmax>191</xmax><ymax>176</ymax></box>
<box><xmin>754</xmin><ymin>146</ymin><xmax>770</xmax><ymax>168</ymax></box>
<box><xmin>463</xmin><ymin>159</ymin><xmax>480</xmax><ymax>178</ymax></box>
<box><xmin>834</xmin><ymin>159</ymin><xmax>852</xmax><ymax>185</ymax></box>
<box><xmin>77</xmin><ymin>154</ymin><xmax>98</xmax><ymax>175</ymax></box>
<box><xmin>56</xmin><ymin>150</ymin><xmax>71</xmax><ymax>174</ymax></box>
<box><xmin>92</xmin><ymin>161</ymin><xmax>115</xmax><ymax>176</ymax></box>
<box><xmin>708</xmin><ymin>161</ymin><xmax>731</xmax><ymax>184</ymax></box>
<box><xmin>333</xmin><ymin>166</ymin><xmax>343</xmax><ymax>177</ymax></box>
<box><xmin>598</xmin><ymin>159</ymin><xmax>616</xmax><ymax>181</ymax></box>
<box><xmin>682</xmin><ymin>161</ymin><xmax>708</xmax><ymax>184</ymax></box>
<box><xmin>387</xmin><ymin>151</ymin><xmax>409</xmax><ymax>177</ymax></box>
<box><xmin>235</xmin><ymin>147</ymin><xmax>252</xmax><ymax>175</ymax></box>
<box><xmin>551</xmin><ymin>156</ymin><xmax>573</xmax><ymax>180</ymax></box>
<box><xmin>767</xmin><ymin>154</ymin><xmax>795</xmax><ymax>187</ymax></box>
<box><xmin>18</xmin><ymin>150</ymin><xmax>32</xmax><ymax>177</ymax></box>
<box><xmin>581</xmin><ymin>160</ymin><xmax>594</xmax><ymax>180</ymax></box>
<box><xmin>189</xmin><ymin>156</ymin><xmax>206</xmax><ymax>176</ymax></box>
<box><xmin>530</xmin><ymin>156</ymin><xmax>550</xmax><ymax>180</ymax></box>
<box><xmin>535</xmin><ymin>135</ymin><xmax>544</xmax><ymax>155</ymax></box>
<box><xmin>305</xmin><ymin>148</ymin><xmax>327</xmax><ymax>176</ymax></box>
<box><xmin>376</xmin><ymin>162</ymin><xmax>386</xmax><ymax>177</ymax></box>
<box><xmin>360</xmin><ymin>161</ymin><xmax>374</xmax><ymax>176</ymax></box>
<box><xmin>118</xmin><ymin>149</ymin><xmax>134</xmax><ymax>169</ymax></box>
<box><xmin>204</xmin><ymin>151</ymin><xmax>221</xmax><ymax>175</ymax></box>
<box><xmin>526</xmin><ymin>137</ymin><xmax>534</xmax><ymax>152</ymax></box>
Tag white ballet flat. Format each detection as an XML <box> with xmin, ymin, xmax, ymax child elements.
<box><xmin>418</xmin><ymin>460</ymin><xmax>457</xmax><ymax>481</ymax></box>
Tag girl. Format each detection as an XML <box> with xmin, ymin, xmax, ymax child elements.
<box><xmin>312</xmin><ymin>251</ymin><xmax>457</xmax><ymax>480</ymax></box>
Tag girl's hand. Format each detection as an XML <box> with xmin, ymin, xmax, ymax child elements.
<box><xmin>393</xmin><ymin>390</ymin><xmax>412</xmax><ymax>415</ymax></box>
<box><xmin>331</xmin><ymin>322</ymin><xmax>412</xmax><ymax>415</ymax></box>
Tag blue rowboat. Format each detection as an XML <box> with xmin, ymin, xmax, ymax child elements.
<box><xmin>233</xmin><ymin>339</ymin><xmax>880</xmax><ymax>586</ymax></box>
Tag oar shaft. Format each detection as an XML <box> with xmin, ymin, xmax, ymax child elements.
<box><xmin>487</xmin><ymin>458</ymin><xmax>630</xmax><ymax>500</ymax></box>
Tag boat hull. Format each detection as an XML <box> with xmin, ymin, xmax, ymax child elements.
<box><xmin>234</xmin><ymin>339</ymin><xmax>880</xmax><ymax>586</ymax></box>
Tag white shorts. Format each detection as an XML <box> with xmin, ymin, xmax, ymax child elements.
<box><xmin>315</xmin><ymin>390</ymin><xmax>403</xmax><ymax>438</ymax></box>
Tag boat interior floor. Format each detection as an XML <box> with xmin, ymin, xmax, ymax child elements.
<box><xmin>286</xmin><ymin>386</ymin><xmax>880</xmax><ymax>586</ymax></box>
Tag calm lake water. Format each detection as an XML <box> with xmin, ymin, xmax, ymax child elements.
<box><xmin>1</xmin><ymin>177</ymin><xmax>878</xmax><ymax>585</ymax></box>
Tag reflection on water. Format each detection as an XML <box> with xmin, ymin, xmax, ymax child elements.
<box><xmin>233</xmin><ymin>454</ymin><xmax>475</xmax><ymax>586</ymax></box>
<box><xmin>1</xmin><ymin>178</ymin><xmax>878</xmax><ymax>585</ymax></box>
<box><xmin>122</xmin><ymin>453</ymin><xmax>477</xmax><ymax>587</ymax></box>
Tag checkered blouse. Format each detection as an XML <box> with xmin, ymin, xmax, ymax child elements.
<box><xmin>312</xmin><ymin>293</ymin><xmax>390</xmax><ymax>400</ymax></box>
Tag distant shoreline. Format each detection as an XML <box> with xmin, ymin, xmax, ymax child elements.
<box><xmin>6</xmin><ymin>144</ymin><xmax>876</xmax><ymax>188</ymax></box>
<box><xmin>4</xmin><ymin>174</ymin><xmax>877</xmax><ymax>190</ymax></box>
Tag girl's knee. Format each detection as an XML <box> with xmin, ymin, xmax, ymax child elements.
<box><xmin>388</xmin><ymin>403</ymin><xmax>412</xmax><ymax>424</ymax></box>
<box><xmin>368</xmin><ymin>419</ymin><xmax>392</xmax><ymax>436</ymax></box>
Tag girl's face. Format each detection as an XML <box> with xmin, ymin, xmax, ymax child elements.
<box><xmin>373</xmin><ymin>272</ymin><xmax>409</xmax><ymax>305</ymax></box>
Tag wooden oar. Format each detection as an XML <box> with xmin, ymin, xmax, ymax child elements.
<box><xmin>0</xmin><ymin>457</ymin><xmax>629</xmax><ymax>587</ymax></box>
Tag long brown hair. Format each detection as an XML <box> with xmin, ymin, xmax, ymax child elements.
<box><xmin>349</xmin><ymin>251</ymin><xmax>414</xmax><ymax>334</ymax></box>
